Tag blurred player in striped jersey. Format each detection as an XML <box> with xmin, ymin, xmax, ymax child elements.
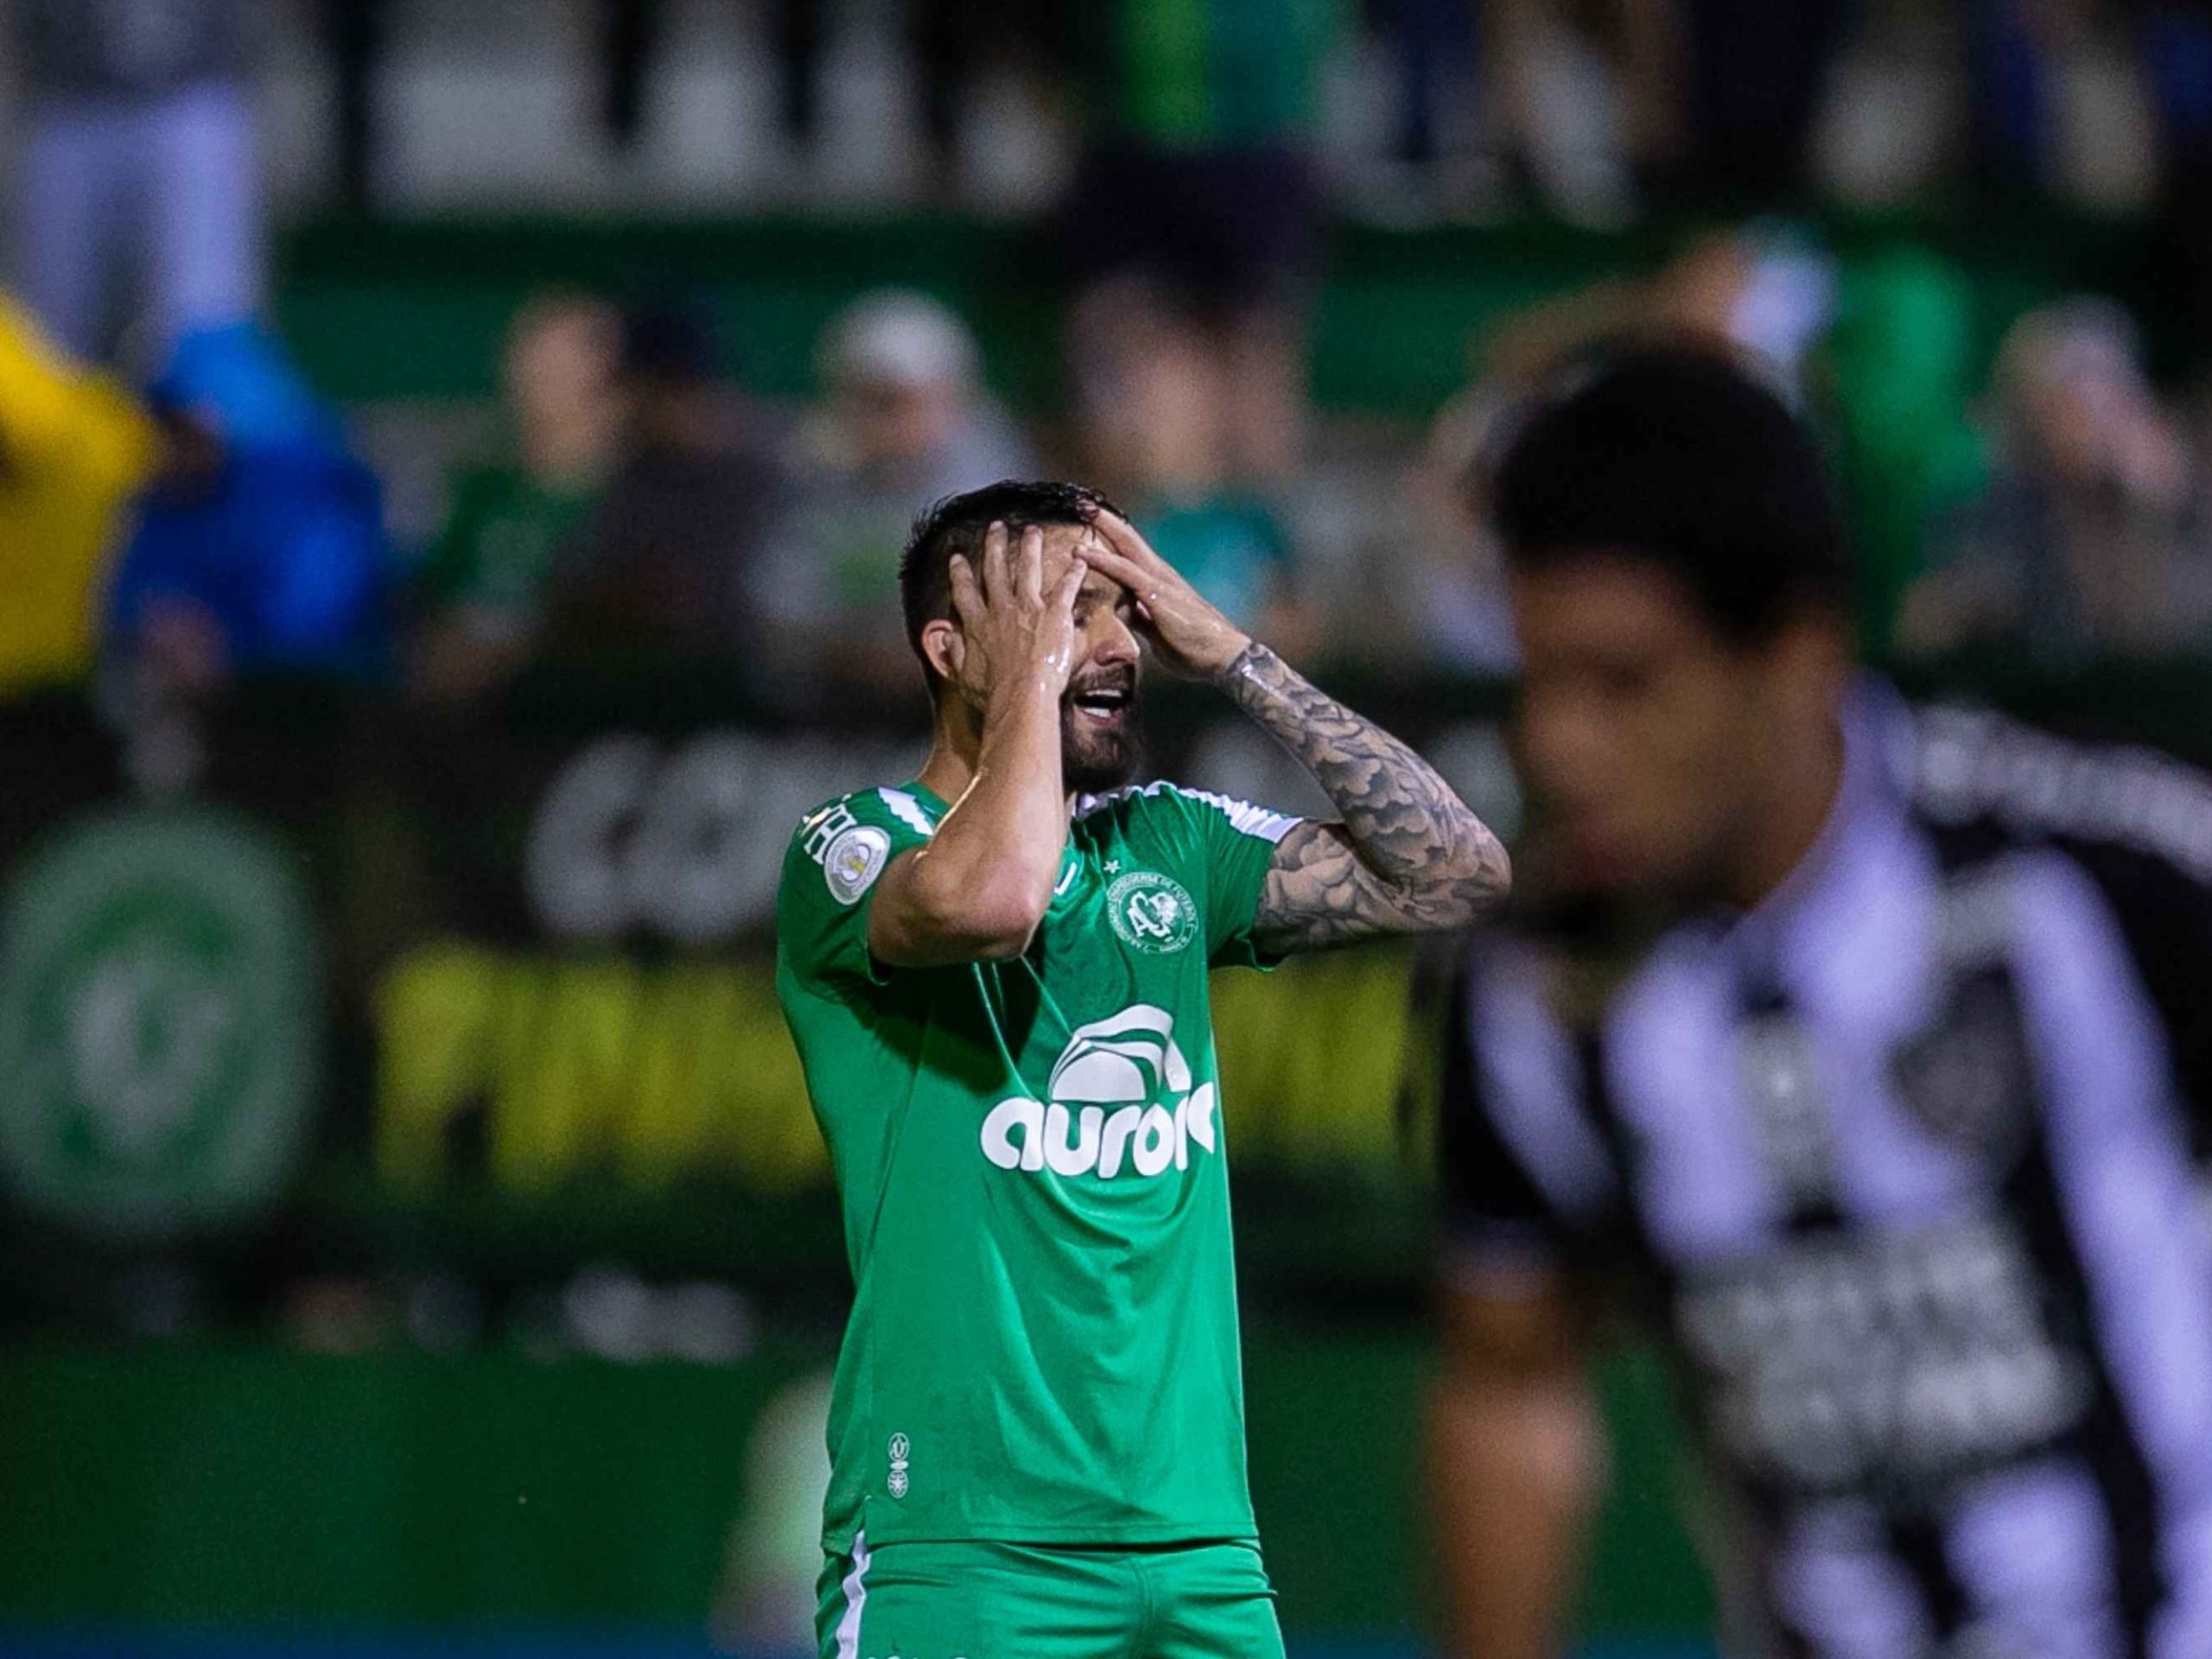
<box><xmin>1430</xmin><ymin>346</ymin><xmax>2212</xmax><ymax>1658</ymax></box>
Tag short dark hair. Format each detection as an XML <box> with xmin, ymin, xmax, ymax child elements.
<box><xmin>898</xmin><ymin>480</ymin><xmax>1125</xmax><ymax>682</ymax></box>
<box><xmin>1490</xmin><ymin>345</ymin><xmax>1851</xmax><ymax>642</ymax></box>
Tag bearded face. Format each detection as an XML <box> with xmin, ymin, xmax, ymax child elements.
<box><xmin>1060</xmin><ymin>658</ymin><xmax>1140</xmax><ymax>794</ymax></box>
<box><xmin>929</xmin><ymin>524</ymin><xmax>1147</xmax><ymax>795</ymax></box>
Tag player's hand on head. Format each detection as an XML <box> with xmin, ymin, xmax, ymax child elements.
<box><xmin>947</xmin><ymin>520</ymin><xmax>1087</xmax><ymax>702</ymax></box>
<box><xmin>1082</xmin><ymin>511</ymin><xmax>1252</xmax><ymax>680</ymax></box>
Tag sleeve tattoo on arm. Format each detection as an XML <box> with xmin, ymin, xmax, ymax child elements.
<box><xmin>1218</xmin><ymin>643</ymin><xmax>1512</xmax><ymax>953</ymax></box>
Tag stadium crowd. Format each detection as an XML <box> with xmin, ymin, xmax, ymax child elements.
<box><xmin>13</xmin><ymin>0</ymin><xmax>2212</xmax><ymax>724</ymax></box>
<box><xmin>17</xmin><ymin>238</ymin><xmax>2212</xmax><ymax>717</ymax></box>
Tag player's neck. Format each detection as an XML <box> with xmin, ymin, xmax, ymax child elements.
<box><xmin>1726</xmin><ymin>717</ymin><xmax>1847</xmax><ymax>912</ymax></box>
<box><xmin>915</xmin><ymin>725</ymin><xmax>1077</xmax><ymax>822</ymax></box>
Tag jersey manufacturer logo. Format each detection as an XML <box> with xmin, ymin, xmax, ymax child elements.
<box><xmin>1105</xmin><ymin>871</ymin><xmax>1198</xmax><ymax>955</ymax></box>
<box><xmin>823</xmin><ymin>825</ymin><xmax>892</xmax><ymax>906</ymax></box>
<box><xmin>979</xmin><ymin>1005</ymin><xmax>1217</xmax><ymax>1180</ymax></box>
<box><xmin>887</xmin><ymin>1432</ymin><xmax>911</xmax><ymax>1498</ymax></box>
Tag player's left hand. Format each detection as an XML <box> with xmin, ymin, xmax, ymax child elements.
<box><xmin>1083</xmin><ymin>511</ymin><xmax>1254</xmax><ymax>679</ymax></box>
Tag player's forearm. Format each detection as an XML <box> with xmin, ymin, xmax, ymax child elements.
<box><xmin>1218</xmin><ymin>642</ymin><xmax>1510</xmax><ymax>909</ymax></box>
<box><xmin>912</xmin><ymin>679</ymin><xmax>1068</xmax><ymax>950</ymax></box>
<box><xmin>1424</xmin><ymin>1369</ymin><xmax>1599</xmax><ymax>1659</ymax></box>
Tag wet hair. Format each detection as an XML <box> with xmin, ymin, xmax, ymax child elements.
<box><xmin>898</xmin><ymin>480</ymin><xmax>1124</xmax><ymax>685</ymax></box>
<box><xmin>1490</xmin><ymin>344</ymin><xmax>1851</xmax><ymax>642</ymax></box>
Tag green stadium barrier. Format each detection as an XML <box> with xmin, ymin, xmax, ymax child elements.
<box><xmin>0</xmin><ymin>1331</ymin><xmax>1709</xmax><ymax>1645</ymax></box>
<box><xmin>272</xmin><ymin>210</ymin><xmax>2160</xmax><ymax>416</ymax></box>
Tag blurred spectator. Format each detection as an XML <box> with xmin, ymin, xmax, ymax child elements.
<box><xmin>1457</xmin><ymin>225</ymin><xmax>1985</xmax><ymax>653</ymax></box>
<box><xmin>1384</xmin><ymin>0</ymin><xmax>1481</xmax><ymax>204</ymax></box>
<box><xmin>1379</xmin><ymin>0</ymin><xmax>1664</xmax><ymax>219</ymax></box>
<box><xmin>1399</xmin><ymin>0</ymin><xmax>1849</xmax><ymax>217</ymax></box>
<box><xmin>105</xmin><ymin>324</ymin><xmax>388</xmax><ymax>697</ymax></box>
<box><xmin>1297</xmin><ymin>226</ymin><xmax>1840</xmax><ymax>670</ymax></box>
<box><xmin>903</xmin><ymin>0</ymin><xmax>1075</xmax><ymax>194</ymax></box>
<box><xmin>1376</xmin><ymin>239</ymin><xmax>1810</xmax><ymax>669</ymax></box>
<box><xmin>596</xmin><ymin>0</ymin><xmax>823</xmax><ymax>165</ymax></box>
<box><xmin>410</xmin><ymin>295</ymin><xmax>623</xmax><ymax>702</ymax></box>
<box><xmin>1899</xmin><ymin>297</ymin><xmax>2212</xmax><ymax>662</ymax></box>
<box><xmin>1963</xmin><ymin>0</ymin><xmax>2077</xmax><ymax>192</ymax></box>
<box><xmin>1069</xmin><ymin>282</ymin><xmax>1318</xmax><ymax>648</ymax></box>
<box><xmin>1430</xmin><ymin>348</ymin><xmax>2212</xmax><ymax>1659</ymax></box>
<box><xmin>1460</xmin><ymin>225</ymin><xmax>1839</xmax><ymax>403</ymax></box>
<box><xmin>1459</xmin><ymin>0</ymin><xmax>1692</xmax><ymax>217</ymax></box>
<box><xmin>0</xmin><ymin>297</ymin><xmax>162</xmax><ymax>698</ymax></box>
<box><xmin>1060</xmin><ymin>0</ymin><xmax>1337</xmax><ymax>485</ymax></box>
<box><xmin>1139</xmin><ymin>493</ymin><xmax>1302</xmax><ymax>639</ymax></box>
<box><xmin>10</xmin><ymin>0</ymin><xmax>264</xmax><ymax>365</ymax></box>
<box><xmin>1651</xmin><ymin>0</ymin><xmax>1853</xmax><ymax>204</ymax></box>
<box><xmin>1397</xmin><ymin>385</ymin><xmax>1521</xmax><ymax>673</ymax></box>
<box><xmin>542</xmin><ymin>302</ymin><xmax>787</xmax><ymax>661</ymax></box>
<box><xmin>752</xmin><ymin>291</ymin><xmax>1033</xmax><ymax>697</ymax></box>
<box><xmin>1816</xmin><ymin>245</ymin><xmax>1986</xmax><ymax>656</ymax></box>
<box><xmin>1964</xmin><ymin>0</ymin><xmax>2212</xmax><ymax>198</ymax></box>
<box><xmin>318</xmin><ymin>0</ymin><xmax>390</xmax><ymax>210</ymax></box>
<box><xmin>594</xmin><ymin>0</ymin><xmax>1063</xmax><ymax>196</ymax></box>
<box><xmin>2132</xmin><ymin>2</ymin><xmax>2212</xmax><ymax>363</ymax></box>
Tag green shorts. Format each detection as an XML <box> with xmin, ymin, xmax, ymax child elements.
<box><xmin>815</xmin><ymin>1536</ymin><xmax>1285</xmax><ymax>1659</ymax></box>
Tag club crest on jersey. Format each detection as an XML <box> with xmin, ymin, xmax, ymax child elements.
<box><xmin>980</xmin><ymin>1004</ymin><xmax>1217</xmax><ymax>1180</ymax></box>
<box><xmin>823</xmin><ymin>824</ymin><xmax>892</xmax><ymax>906</ymax></box>
<box><xmin>1106</xmin><ymin>870</ymin><xmax>1198</xmax><ymax>955</ymax></box>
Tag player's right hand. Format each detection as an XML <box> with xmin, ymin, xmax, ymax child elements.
<box><xmin>948</xmin><ymin>521</ymin><xmax>1087</xmax><ymax>704</ymax></box>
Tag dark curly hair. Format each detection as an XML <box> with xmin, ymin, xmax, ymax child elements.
<box><xmin>898</xmin><ymin>480</ymin><xmax>1126</xmax><ymax>686</ymax></box>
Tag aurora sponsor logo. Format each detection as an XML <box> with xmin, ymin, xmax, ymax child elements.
<box><xmin>979</xmin><ymin>1005</ymin><xmax>1217</xmax><ymax>1179</ymax></box>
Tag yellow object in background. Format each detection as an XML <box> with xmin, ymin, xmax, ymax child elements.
<box><xmin>0</xmin><ymin>298</ymin><xmax>159</xmax><ymax>696</ymax></box>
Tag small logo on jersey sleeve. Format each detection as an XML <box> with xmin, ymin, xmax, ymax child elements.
<box><xmin>1106</xmin><ymin>871</ymin><xmax>1198</xmax><ymax>954</ymax></box>
<box><xmin>823</xmin><ymin>825</ymin><xmax>892</xmax><ymax>906</ymax></box>
<box><xmin>887</xmin><ymin>1432</ymin><xmax>911</xmax><ymax>1498</ymax></box>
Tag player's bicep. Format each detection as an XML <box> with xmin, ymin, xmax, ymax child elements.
<box><xmin>863</xmin><ymin>848</ymin><xmax>997</xmax><ymax>969</ymax></box>
<box><xmin>1250</xmin><ymin>821</ymin><xmax>1427</xmax><ymax>956</ymax></box>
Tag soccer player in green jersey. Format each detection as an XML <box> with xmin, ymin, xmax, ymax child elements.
<box><xmin>776</xmin><ymin>480</ymin><xmax>1510</xmax><ymax>1659</ymax></box>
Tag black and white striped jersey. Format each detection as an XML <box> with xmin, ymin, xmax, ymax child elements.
<box><xmin>1440</xmin><ymin>685</ymin><xmax>2212</xmax><ymax>1659</ymax></box>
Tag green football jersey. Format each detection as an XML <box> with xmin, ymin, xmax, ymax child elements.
<box><xmin>774</xmin><ymin>778</ymin><xmax>1302</xmax><ymax>1549</ymax></box>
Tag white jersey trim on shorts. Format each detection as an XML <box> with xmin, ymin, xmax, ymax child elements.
<box><xmin>833</xmin><ymin>1529</ymin><xmax>871</xmax><ymax>1659</ymax></box>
